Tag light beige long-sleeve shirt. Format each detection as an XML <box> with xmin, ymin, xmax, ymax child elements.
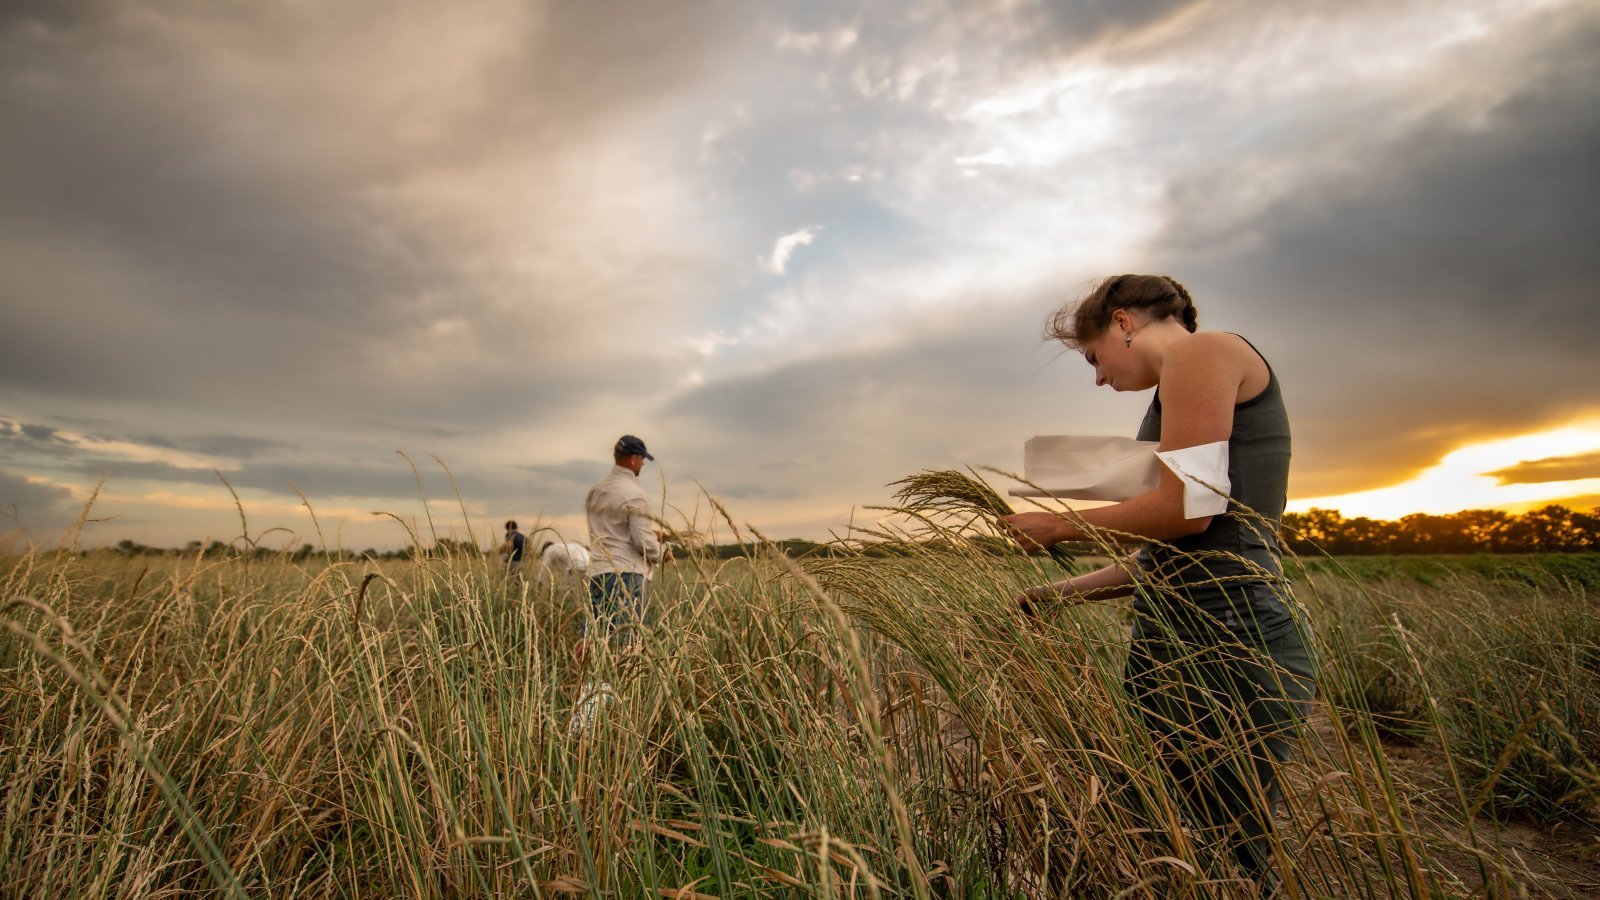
<box><xmin>585</xmin><ymin>465</ymin><xmax>662</xmax><ymax>576</ymax></box>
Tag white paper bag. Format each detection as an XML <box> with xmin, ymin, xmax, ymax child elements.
<box><xmin>1010</xmin><ymin>435</ymin><xmax>1162</xmax><ymax>501</ymax></box>
<box><xmin>1155</xmin><ymin>441</ymin><xmax>1231</xmax><ymax>518</ymax></box>
<box><xmin>1009</xmin><ymin>435</ymin><xmax>1231</xmax><ymax>519</ymax></box>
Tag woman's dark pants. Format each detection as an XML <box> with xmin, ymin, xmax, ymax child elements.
<box><xmin>1123</xmin><ymin>624</ymin><xmax>1317</xmax><ymax>891</ymax></box>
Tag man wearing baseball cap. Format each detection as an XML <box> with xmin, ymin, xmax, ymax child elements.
<box><xmin>583</xmin><ymin>434</ymin><xmax>663</xmax><ymax>646</ymax></box>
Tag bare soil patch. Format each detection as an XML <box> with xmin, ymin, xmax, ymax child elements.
<box><xmin>1306</xmin><ymin>704</ymin><xmax>1600</xmax><ymax>898</ymax></box>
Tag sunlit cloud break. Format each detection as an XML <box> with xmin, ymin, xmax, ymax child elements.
<box><xmin>1288</xmin><ymin>424</ymin><xmax>1600</xmax><ymax>520</ymax></box>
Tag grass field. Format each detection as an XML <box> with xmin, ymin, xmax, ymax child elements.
<box><xmin>3</xmin><ymin>531</ymin><xmax>1599</xmax><ymax>897</ymax></box>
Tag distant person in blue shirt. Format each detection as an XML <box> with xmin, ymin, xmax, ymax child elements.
<box><xmin>498</xmin><ymin>519</ymin><xmax>527</xmax><ymax>573</ymax></box>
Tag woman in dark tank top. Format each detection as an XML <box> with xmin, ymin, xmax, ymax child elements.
<box><xmin>1002</xmin><ymin>274</ymin><xmax>1318</xmax><ymax>897</ymax></box>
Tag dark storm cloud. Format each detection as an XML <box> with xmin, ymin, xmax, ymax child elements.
<box><xmin>0</xmin><ymin>15</ymin><xmax>449</xmax><ymax>338</ymax></box>
<box><xmin>0</xmin><ymin>0</ymin><xmax>750</xmax><ymax>434</ymax></box>
<box><xmin>0</xmin><ymin>413</ymin><xmax>511</xmax><ymax>509</ymax></box>
<box><xmin>1023</xmin><ymin>0</ymin><xmax>1202</xmax><ymax>52</ymax></box>
<box><xmin>1</xmin><ymin>417</ymin><xmax>289</xmax><ymax>463</ymax></box>
<box><xmin>155</xmin><ymin>434</ymin><xmax>293</xmax><ymax>459</ymax></box>
<box><xmin>0</xmin><ymin>410</ymin><xmax>568</xmax><ymax>539</ymax></box>
<box><xmin>55</xmin><ymin>459</ymin><xmax>219</xmax><ymax>488</ymax></box>
<box><xmin>0</xmin><ymin>468</ymin><xmax>78</xmax><ymax>529</ymax></box>
<box><xmin>15</xmin><ymin>423</ymin><xmax>74</xmax><ymax>446</ymax></box>
<box><xmin>1</xmin><ymin>420</ymin><xmax>84</xmax><ymax>459</ymax></box>
<box><xmin>41</xmin><ymin>452</ymin><xmax>549</xmax><ymax>526</ymax></box>
<box><xmin>53</xmin><ymin>457</ymin><xmax>434</xmax><ymax>502</ymax></box>
<box><xmin>782</xmin><ymin>0</ymin><xmax>1202</xmax><ymax>60</ymax></box>
<box><xmin>1151</xmin><ymin>6</ymin><xmax>1600</xmax><ymax>494</ymax></box>
<box><xmin>0</xmin><ymin>0</ymin><xmax>96</xmax><ymax>30</ymax></box>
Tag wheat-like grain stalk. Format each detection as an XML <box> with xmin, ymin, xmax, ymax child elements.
<box><xmin>888</xmin><ymin>467</ymin><xmax>1075</xmax><ymax>565</ymax></box>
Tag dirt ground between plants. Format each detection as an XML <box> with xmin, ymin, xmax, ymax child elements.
<box><xmin>1304</xmin><ymin>704</ymin><xmax>1600</xmax><ymax>898</ymax></box>
<box><xmin>939</xmin><ymin>699</ymin><xmax>1600</xmax><ymax>897</ymax></box>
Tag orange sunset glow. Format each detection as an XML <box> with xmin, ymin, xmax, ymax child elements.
<box><xmin>1288</xmin><ymin>422</ymin><xmax>1600</xmax><ymax>521</ymax></box>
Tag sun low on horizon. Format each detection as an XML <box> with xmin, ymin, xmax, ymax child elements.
<box><xmin>1287</xmin><ymin>421</ymin><xmax>1600</xmax><ymax>521</ymax></box>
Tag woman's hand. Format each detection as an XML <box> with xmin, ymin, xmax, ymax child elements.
<box><xmin>999</xmin><ymin>512</ymin><xmax>1071</xmax><ymax>552</ymax></box>
<box><xmin>1014</xmin><ymin>583</ymin><xmax>1060</xmax><ymax>617</ymax></box>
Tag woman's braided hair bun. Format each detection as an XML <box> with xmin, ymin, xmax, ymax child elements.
<box><xmin>1045</xmin><ymin>274</ymin><xmax>1199</xmax><ymax>348</ymax></box>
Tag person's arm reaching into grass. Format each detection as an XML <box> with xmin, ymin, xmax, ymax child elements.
<box><xmin>1016</xmin><ymin>553</ymin><xmax>1140</xmax><ymax>615</ymax></box>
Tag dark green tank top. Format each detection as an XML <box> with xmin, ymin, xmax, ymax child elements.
<box><xmin>1132</xmin><ymin>335</ymin><xmax>1295</xmax><ymax>642</ymax></box>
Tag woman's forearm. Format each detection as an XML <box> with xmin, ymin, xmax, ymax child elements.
<box><xmin>1059</xmin><ymin>559</ymin><xmax>1139</xmax><ymax>600</ymax></box>
<box><xmin>1018</xmin><ymin>558</ymin><xmax>1139</xmax><ymax>614</ymax></box>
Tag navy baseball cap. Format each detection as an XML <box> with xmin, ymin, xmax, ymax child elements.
<box><xmin>615</xmin><ymin>434</ymin><xmax>655</xmax><ymax>460</ymax></box>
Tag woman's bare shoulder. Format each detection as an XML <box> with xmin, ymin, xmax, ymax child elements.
<box><xmin>1168</xmin><ymin>332</ymin><xmax>1269</xmax><ymax>402</ymax></box>
<box><xmin>1185</xmin><ymin>330</ymin><xmax>1256</xmax><ymax>350</ymax></box>
<box><xmin>1168</xmin><ymin>331</ymin><xmax>1257</xmax><ymax>366</ymax></box>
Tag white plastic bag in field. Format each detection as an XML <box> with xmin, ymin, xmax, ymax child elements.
<box><xmin>567</xmin><ymin>681</ymin><xmax>615</xmax><ymax>735</ymax></box>
<box><xmin>1009</xmin><ymin>435</ymin><xmax>1231</xmax><ymax>519</ymax></box>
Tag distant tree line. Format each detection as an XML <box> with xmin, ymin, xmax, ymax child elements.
<box><xmin>88</xmin><ymin>504</ymin><xmax>1600</xmax><ymax>560</ymax></box>
<box><xmin>1281</xmin><ymin>504</ymin><xmax>1600</xmax><ymax>555</ymax></box>
<box><xmin>735</xmin><ymin>506</ymin><xmax>1600</xmax><ymax>558</ymax></box>
<box><xmin>103</xmin><ymin>537</ymin><xmax>485</xmax><ymax>561</ymax></box>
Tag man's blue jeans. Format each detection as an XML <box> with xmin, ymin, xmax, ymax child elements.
<box><xmin>586</xmin><ymin>572</ymin><xmax>646</xmax><ymax>645</ymax></box>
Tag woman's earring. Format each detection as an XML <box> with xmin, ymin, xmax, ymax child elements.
<box><xmin>1124</xmin><ymin>334</ymin><xmax>1132</xmax><ymax>347</ymax></box>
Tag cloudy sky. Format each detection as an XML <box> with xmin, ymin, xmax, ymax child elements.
<box><xmin>3</xmin><ymin>0</ymin><xmax>1598</xmax><ymax>552</ymax></box>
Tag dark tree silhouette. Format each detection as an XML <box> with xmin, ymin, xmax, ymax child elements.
<box><xmin>1283</xmin><ymin>505</ymin><xmax>1599</xmax><ymax>554</ymax></box>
